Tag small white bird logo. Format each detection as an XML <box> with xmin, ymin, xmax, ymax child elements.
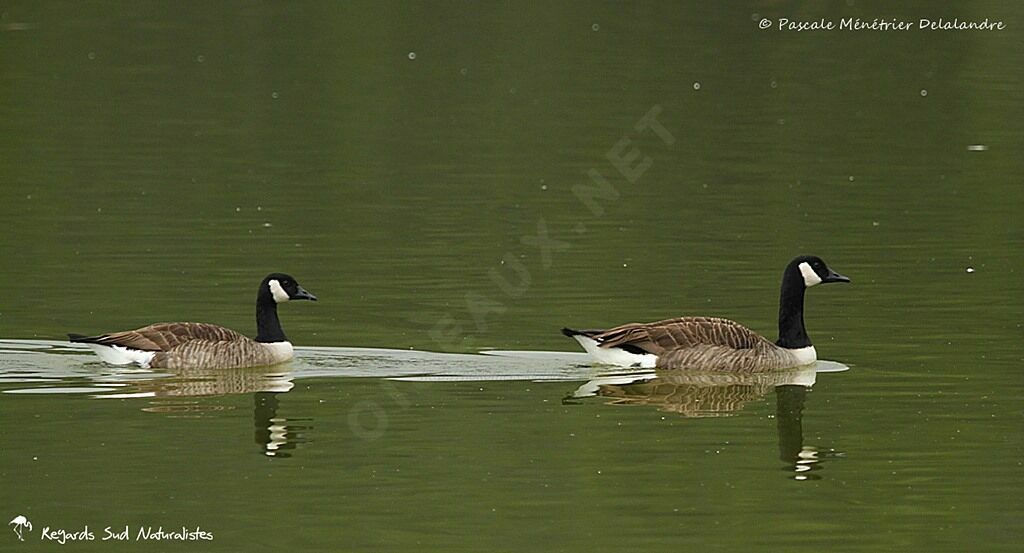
<box><xmin>9</xmin><ymin>515</ymin><xmax>31</xmax><ymax>541</ymax></box>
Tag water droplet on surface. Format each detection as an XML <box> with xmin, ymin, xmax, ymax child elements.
<box><xmin>692</xmin><ymin>82</ymin><xmax>701</xmax><ymax>90</ymax></box>
<box><xmin>407</xmin><ymin>51</ymin><xmax>416</xmax><ymax>60</ymax></box>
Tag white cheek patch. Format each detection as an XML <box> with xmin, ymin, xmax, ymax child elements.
<box><xmin>798</xmin><ymin>262</ymin><xmax>822</xmax><ymax>287</ymax></box>
<box><xmin>268</xmin><ymin>279</ymin><xmax>290</xmax><ymax>303</ymax></box>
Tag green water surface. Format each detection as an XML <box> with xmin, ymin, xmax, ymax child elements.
<box><xmin>1</xmin><ymin>2</ymin><xmax>1022</xmax><ymax>551</ymax></box>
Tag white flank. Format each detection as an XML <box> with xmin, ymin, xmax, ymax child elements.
<box><xmin>572</xmin><ymin>335</ymin><xmax>657</xmax><ymax>368</ymax></box>
<box><xmin>268</xmin><ymin>279</ymin><xmax>290</xmax><ymax>303</ymax></box>
<box><xmin>85</xmin><ymin>344</ymin><xmax>156</xmax><ymax>367</ymax></box>
<box><xmin>787</xmin><ymin>345</ymin><xmax>817</xmax><ymax>366</ymax></box>
<box><xmin>261</xmin><ymin>341</ymin><xmax>295</xmax><ymax>364</ymax></box>
<box><xmin>798</xmin><ymin>262</ymin><xmax>822</xmax><ymax>287</ymax></box>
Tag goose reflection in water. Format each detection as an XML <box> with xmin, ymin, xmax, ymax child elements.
<box><xmin>567</xmin><ymin>362</ymin><xmax>847</xmax><ymax>480</ymax></box>
<box><xmin>253</xmin><ymin>391</ymin><xmax>311</xmax><ymax>458</ymax></box>
<box><xmin>774</xmin><ymin>384</ymin><xmax>844</xmax><ymax>480</ymax></box>
<box><xmin>99</xmin><ymin>366</ymin><xmax>309</xmax><ymax>458</ymax></box>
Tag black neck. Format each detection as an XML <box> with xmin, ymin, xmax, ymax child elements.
<box><xmin>776</xmin><ymin>269</ymin><xmax>811</xmax><ymax>349</ymax></box>
<box><xmin>256</xmin><ymin>293</ymin><xmax>287</xmax><ymax>343</ymax></box>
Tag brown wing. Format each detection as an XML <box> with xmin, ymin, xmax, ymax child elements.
<box><xmin>593</xmin><ymin>317</ymin><xmax>773</xmax><ymax>355</ymax></box>
<box><xmin>80</xmin><ymin>323</ymin><xmax>249</xmax><ymax>352</ymax></box>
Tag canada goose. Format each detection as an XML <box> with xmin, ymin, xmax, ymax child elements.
<box><xmin>69</xmin><ymin>273</ymin><xmax>317</xmax><ymax>370</ymax></box>
<box><xmin>562</xmin><ymin>256</ymin><xmax>849</xmax><ymax>372</ymax></box>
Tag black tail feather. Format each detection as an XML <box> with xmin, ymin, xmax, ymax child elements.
<box><xmin>68</xmin><ymin>333</ymin><xmax>100</xmax><ymax>343</ymax></box>
<box><xmin>561</xmin><ymin>327</ymin><xmax>605</xmax><ymax>338</ymax></box>
<box><xmin>562</xmin><ymin>327</ymin><xmax>648</xmax><ymax>354</ymax></box>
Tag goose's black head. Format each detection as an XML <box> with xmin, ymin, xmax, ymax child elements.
<box><xmin>785</xmin><ymin>256</ymin><xmax>850</xmax><ymax>289</ymax></box>
<box><xmin>260</xmin><ymin>273</ymin><xmax>318</xmax><ymax>304</ymax></box>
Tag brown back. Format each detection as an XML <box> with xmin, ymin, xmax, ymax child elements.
<box><xmin>593</xmin><ymin>316</ymin><xmax>774</xmax><ymax>355</ymax></box>
<box><xmin>88</xmin><ymin>322</ymin><xmax>249</xmax><ymax>352</ymax></box>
